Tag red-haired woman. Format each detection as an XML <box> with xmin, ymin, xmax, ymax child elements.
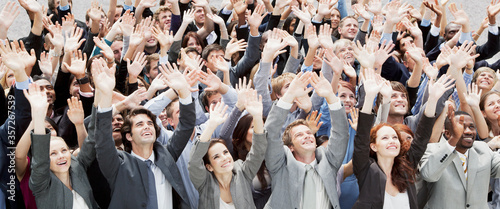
<box><xmin>352</xmin><ymin>69</ymin><xmax>453</xmax><ymax>208</ymax></box>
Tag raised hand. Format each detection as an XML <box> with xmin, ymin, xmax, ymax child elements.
<box><xmin>225</xmin><ymin>38</ymin><xmax>247</xmax><ymax>59</ymax></box>
<box><xmin>422</xmin><ymin>59</ymin><xmax>439</xmax><ymax>81</ymax></box>
<box><xmin>282</xmin><ymin>72</ymin><xmax>313</xmax><ymax>102</ymax></box>
<box><xmin>262</xmin><ymin>29</ymin><xmax>287</xmax><ymax>62</ymax></box>
<box><xmin>347</xmin><ymin>107</ymin><xmax>359</xmax><ymax>131</ymax></box>
<box><xmin>67</xmin><ymin>97</ymin><xmax>85</xmax><ymax>125</ymax></box>
<box><xmin>61</xmin><ymin>14</ymin><xmax>76</xmax><ymax>34</ymax></box>
<box><xmin>488</xmin><ymin>0</ymin><xmax>500</xmax><ymax>23</ymax></box>
<box><xmin>318</xmin><ymin>24</ymin><xmax>334</xmax><ymax>49</ymax></box>
<box><xmin>366</xmin><ymin>0</ymin><xmax>382</xmax><ymax>15</ymax></box>
<box><xmin>18</xmin><ymin>0</ymin><xmax>42</xmax><ymax>14</ymax></box>
<box><xmin>93</xmin><ymin>37</ymin><xmax>114</xmax><ymax>62</ymax></box>
<box><xmin>310</xmin><ymin>72</ymin><xmax>336</xmax><ymax>103</ymax></box>
<box><xmin>445</xmin><ymin>41</ymin><xmax>480</xmax><ymax>69</ymax></box>
<box><xmin>182</xmin><ymin>9</ymin><xmax>195</xmax><ymax>25</ymax></box>
<box><xmin>448</xmin><ymin>3</ymin><xmax>470</xmax><ymax>31</ymax></box>
<box><xmin>324</xmin><ymin>49</ymin><xmax>344</xmax><ymax>76</ymax></box>
<box><xmin>181</xmin><ymin>48</ymin><xmax>205</xmax><ymax>72</ymax></box>
<box><xmin>428</xmin><ymin>74</ymin><xmax>455</xmax><ymax>101</ymax></box>
<box><xmin>306</xmin><ymin>25</ymin><xmax>320</xmax><ymax>49</ymax></box>
<box><xmin>158</xmin><ymin>62</ymin><xmax>191</xmax><ymax>98</ymax></box>
<box><xmin>126</xmin><ymin>52</ymin><xmax>147</xmax><ymax>78</ymax></box>
<box><xmin>352</xmin><ymin>40</ymin><xmax>376</xmax><ymax>69</ymax></box>
<box><xmin>16</xmin><ymin>41</ymin><xmax>36</xmax><ymax>71</ymax></box>
<box><xmin>352</xmin><ymin>3</ymin><xmax>371</xmax><ymax>20</ymax></box>
<box><xmin>213</xmin><ymin>56</ymin><xmax>229</xmax><ymax>73</ymax></box>
<box><xmin>248</xmin><ymin>3</ymin><xmax>267</xmax><ymax>29</ymax></box>
<box><xmin>152</xmin><ymin>25</ymin><xmax>174</xmax><ymax>48</ymax></box>
<box><xmin>423</xmin><ymin>0</ymin><xmax>443</xmax><ymax>17</ymax></box>
<box><xmin>64</xmin><ymin>26</ymin><xmax>85</xmax><ymax>53</ymax></box>
<box><xmin>0</xmin><ymin>41</ymin><xmax>26</xmax><ymax>72</ymax></box>
<box><xmin>291</xmin><ymin>5</ymin><xmax>312</xmax><ymax>26</ymax></box>
<box><xmin>374</xmin><ymin>40</ymin><xmax>395</xmax><ymax>70</ymax></box>
<box><xmin>199</xmin><ymin>69</ymin><xmax>223</xmax><ymax>91</ymax></box>
<box><xmin>231</xmin><ymin>0</ymin><xmax>248</xmax><ymax>15</ymax></box>
<box><xmin>385</xmin><ymin>1</ymin><xmax>411</xmax><ymax>24</ymax></box>
<box><xmin>281</xmin><ymin>30</ymin><xmax>299</xmax><ymax>48</ymax></box>
<box><xmin>45</xmin><ymin>22</ymin><xmax>64</xmax><ymax>51</ymax></box>
<box><xmin>235</xmin><ymin>77</ymin><xmax>252</xmax><ymax>111</ymax></box>
<box><xmin>343</xmin><ymin>60</ymin><xmax>357</xmax><ymax>79</ymax></box>
<box><xmin>306</xmin><ymin>110</ymin><xmax>323</xmax><ymax>134</ymax></box>
<box><xmin>91</xmin><ymin>58</ymin><xmax>116</xmax><ymax>94</ymax></box>
<box><xmin>379</xmin><ymin>80</ymin><xmax>393</xmax><ymax>103</ymax></box>
<box><xmin>119</xmin><ymin>10</ymin><xmax>136</xmax><ymax>37</ymax></box>
<box><xmin>464</xmin><ymin>83</ymin><xmax>482</xmax><ymax>108</ymax></box>
<box><xmin>361</xmin><ymin>68</ymin><xmax>383</xmax><ymax>98</ymax></box>
<box><xmin>24</xmin><ymin>83</ymin><xmax>48</xmax><ymax>118</ymax></box>
<box><xmin>208</xmin><ymin>102</ymin><xmax>229</xmax><ymax>126</ymax></box>
<box><xmin>88</xmin><ymin>0</ymin><xmax>103</xmax><ymax>22</ymax></box>
<box><xmin>63</xmin><ymin>50</ymin><xmax>87</xmax><ymax>78</ymax></box>
<box><xmin>245</xmin><ymin>89</ymin><xmax>263</xmax><ymax>117</ymax></box>
<box><xmin>122</xmin><ymin>88</ymin><xmax>148</xmax><ymax>109</ymax></box>
<box><xmin>138</xmin><ymin>0</ymin><xmax>157</xmax><ymax>9</ymax></box>
<box><xmin>0</xmin><ymin>2</ymin><xmax>20</xmax><ymax>35</ymax></box>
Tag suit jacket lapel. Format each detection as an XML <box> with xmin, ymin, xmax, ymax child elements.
<box><xmin>452</xmin><ymin>156</ymin><xmax>467</xmax><ymax>190</ymax></box>
<box><xmin>288</xmin><ymin>156</ymin><xmax>304</xmax><ymax>208</ymax></box>
<box><xmin>137</xmin><ymin>160</ymin><xmax>150</xmax><ymax>195</ymax></box>
<box><xmin>466</xmin><ymin>149</ymin><xmax>478</xmax><ymax>200</ymax></box>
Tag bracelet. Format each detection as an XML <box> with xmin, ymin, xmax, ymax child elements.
<box><xmin>105</xmin><ymin>57</ymin><xmax>115</xmax><ymax>64</ymax></box>
<box><xmin>77</xmin><ymin>76</ymin><xmax>90</xmax><ymax>85</ymax></box>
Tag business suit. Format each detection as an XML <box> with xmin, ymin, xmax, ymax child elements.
<box><xmin>419</xmin><ymin>137</ymin><xmax>500</xmax><ymax>208</ymax></box>
<box><xmin>94</xmin><ymin>101</ymin><xmax>196</xmax><ymax>209</ymax></box>
<box><xmin>352</xmin><ymin>112</ymin><xmax>435</xmax><ymax>209</ymax></box>
<box><xmin>30</xmin><ymin>106</ymin><xmax>98</xmax><ymax>209</ymax></box>
<box><xmin>264</xmin><ymin>102</ymin><xmax>348</xmax><ymax>209</ymax></box>
<box><xmin>188</xmin><ymin>132</ymin><xmax>267</xmax><ymax>209</ymax></box>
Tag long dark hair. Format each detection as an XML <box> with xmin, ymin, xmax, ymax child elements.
<box><xmin>232</xmin><ymin>114</ymin><xmax>268</xmax><ymax>188</ymax></box>
<box><xmin>370</xmin><ymin>123</ymin><xmax>415</xmax><ymax>192</ymax></box>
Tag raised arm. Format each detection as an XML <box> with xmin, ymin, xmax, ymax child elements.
<box><xmin>26</xmin><ymin>83</ymin><xmax>51</xmax><ymax>194</ymax></box>
<box><xmin>188</xmin><ymin>102</ymin><xmax>228</xmax><ymax>189</ymax></box>
<box><xmin>240</xmin><ymin>90</ymin><xmax>266</xmax><ymax>178</ymax></box>
<box><xmin>0</xmin><ymin>2</ymin><xmax>20</xmax><ymax>40</ymax></box>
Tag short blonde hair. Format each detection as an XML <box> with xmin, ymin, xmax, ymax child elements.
<box><xmin>271</xmin><ymin>73</ymin><xmax>296</xmax><ymax>98</ymax></box>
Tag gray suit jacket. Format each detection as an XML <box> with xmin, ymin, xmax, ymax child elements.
<box><xmin>94</xmin><ymin>101</ymin><xmax>196</xmax><ymax>209</ymax></box>
<box><xmin>188</xmin><ymin>132</ymin><xmax>267</xmax><ymax>209</ymax></box>
<box><xmin>264</xmin><ymin>103</ymin><xmax>348</xmax><ymax>209</ymax></box>
<box><xmin>419</xmin><ymin>138</ymin><xmax>500</xmax><ymax>209</ymax></box>
<box><xmin>30</xmin><ymin>106</ymin><xmax>98</xmax><ymax>209</ymax></box>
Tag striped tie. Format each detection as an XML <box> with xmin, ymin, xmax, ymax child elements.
<box><xmin>460</xmin><ymin>155</ymin><xmax>467</xmax><ymax>179</ymax></box>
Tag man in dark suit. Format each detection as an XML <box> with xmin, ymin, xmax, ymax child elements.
<box><xmin>93</xmin><ymin>59</ymin><xmax>196</xmax><ymax>209</ymax></box>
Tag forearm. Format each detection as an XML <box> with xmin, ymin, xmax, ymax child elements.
<box><xmin>31</xmin><ymin>10</ymin><xmax>44</xmax><ymax>36</ymax></box>
<box><xmin>75</xmin><ymin>123</ymin><xmax>88</xmax><ymax>149</ymax></box>
<box><xmin>472</xmin><ymin>105</ymin><xmax>489</xmax><ymax>139</ymax></box>
<box><xmin>407</xmin><ymin>62</ymin><xmax>423</xmax><ymax>88</ymax></box>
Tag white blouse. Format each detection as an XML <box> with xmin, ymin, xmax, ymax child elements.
<box><xmin>72</xmin><ymin>190</ymin><xmax>89</xmax><ymax>209</ymax></box>
<box><xmin>383</xmin><ymin>191</ymin><xmax>410</xmax><ymax>209</ymax></box>
<box><xmin>219</xmin><ymin>198</ymin><xmax>235</xmax><ymax>209</ymax></box>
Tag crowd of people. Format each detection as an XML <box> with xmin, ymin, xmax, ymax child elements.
<box><xmin>2</xmin><ymin>0</ymin><xmax>500</xmax><ymax>208</ymax></box>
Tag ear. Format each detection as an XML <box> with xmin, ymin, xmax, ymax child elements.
<box><xmin>370</xmin><ymin>143</ymin><xmax>378</xmax><ymax>153</ymax></box>
<box><xmin>205</xmin><ymin>164</ymin><xmax>214</xmax><ymax>172</ymax></box>
<box><xmin>205</xmin><ymin>105</ymin><xmax>209</xmax><ymax>112</ymax></box>
<box><xmin>126</xmin><ymin>133</ymin><xmax>133</xmax><ymax>142</ymax></box>
<box><xmin>482</xmin><ymin>110</ymin><xmax>487</xmax><ymax>118</ymax></box>
<box><xmin>166</xmin><ymin>118</ymin><xmax>174</xmax><ymax>126</ymax></box>
<box><xmin>288</xmin><ymin>145</ymin><xmax>294</xmax><ymax>153</ymax></box>
<box><xmin>444</xmin><ymin>130</ymin><xmax>452</xmax><ymax>140</ymax></box>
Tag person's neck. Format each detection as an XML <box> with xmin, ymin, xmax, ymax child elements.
<box><xmin>376</xmin><ymin>155</ymin><xmax>394</xmax><ymax>176</ymax></box>
<box><xmin>293</xmin><ymin>151</ymin><xmax>316</xmax><ymax>165</ymax></box>
<box><xmin>132</xmin><ymin>144</ymin><xmax>154</xmax><ymax>159</ymax></box>
<box><xmin>491</xmin><ymin>121</ymin><xmax>500</xmax><ymax>136</ymax></box>
<box><xmin>55</xmin><ymin>171</ymin><xmax>72</xmax><ymax>190</ymax></box>
<box><xmin>46</xmin><ymin>105</ymin><xmax>54</xmax><ymax>118</ymax></box>
<box><xmin>195</xmin><ymin>21</ymin><xmax>204</xmax><ymax>29</ymax></box>
<box><xmin>387</xmin><ymin>115</ymin><xmax>404</xmax><ymax>125</ymax></box>
<box><xmin>215</xmin><ymin>172</ymin><xmax>233</xmax><ymax>189</ymax></box>
<box><xmin>144</xmin><ymin>46</ymin><xmax>157</xmax><ymax>55</ymax></box>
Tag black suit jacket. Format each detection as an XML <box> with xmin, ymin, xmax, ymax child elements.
<box><xmin>352</xmin><ymin>113</ymin><xmax>435</xmax><ymax>209</ymax></box>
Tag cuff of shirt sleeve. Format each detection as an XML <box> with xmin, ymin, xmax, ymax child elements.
<box><xmin>98</xmin><ymin>106</ymin><xmax>113</xmax><ymax>113</ymax></box>
<box><xmin>459</xmin><ymin>32</ymin><xmax>473</xmax><ymax>44</ymax></box>
<box><xmin>123</xmin><ymin>4</ymin><xmax>133</xmax><ymax>11</ymax></box>
<box><xmin>430</xmin><ymin>25</ymin><xmax>440</xmax><ymax>37</ymax></box>
<box><xmin>489</xmin><ymin>24</ymin><xmax>499</xmax><ymax>35</ymax></box>
<box><xmin>421</xmin><ymin>19</ymin><xmax>431</xmax><ymax>27</ymax></box>
<box><xmin>221</xmin><ymin>8</ymin><xmax>232</xmax><ymax>15</ymax></box>
<box><xmin>15</xmin><ymin>79</ymin><xmax>31</xmax><ymax>90</ymax></box>
<box><xmin>179</xmin><ymin>95</ymin><xmax>193</xmax><ymax>105</ymax></box>
<box><xmin>59</xmin><ymin>4</ymin><xmax>70</xmax><ymax>11</ymax></box>
<box><xmin>328</xmin><ymin>101</ymin><xmax>342</xmax><ymax>110</ymax></box>
<box><xmin>446</xmin><ymin>141</ymin><xmax>456</xmax><ymax>152</ymax></box>
<box><xmin>277</xmin><ymin>99</ymin><xmax>293</xmax><ymax>110</ymax></box>
<box><xmin>159</xmin><ymin>55</ymin><xmax>169</xmax><ymax>64</ymax></box>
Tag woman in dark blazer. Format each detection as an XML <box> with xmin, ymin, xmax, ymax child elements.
<box><xmin>27</xmin><ymin>83</ymin><xmax>98</xmax><ymax>209</ymax></box>
<box><xmin>352</xmin><ymin>70</ymin><xmax>452</xmax><ymax>208</ymax></box>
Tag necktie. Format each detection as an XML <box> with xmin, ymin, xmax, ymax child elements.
<box><xmin>303</xmin><ymin>164</ymin><xmax>316</xmax><ymax>208</ymax></box>
<box><xmin>460</xmin><ymin>155</ymin><xmax>467</xmax><ymax>179</ymax></box>
<box><xmin>146</xmin><ymin>160</ymin><xmax>158</xmax><ymax>209</ymax></box>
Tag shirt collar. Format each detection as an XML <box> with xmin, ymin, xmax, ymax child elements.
<box><xmin>131</xmin><ymin>151</ymin><xmax>156</xmax><ymax>164</ymax></box>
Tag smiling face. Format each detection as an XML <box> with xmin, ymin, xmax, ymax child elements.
<box><xmin>389</xmin><ymin>91</ymin><xmax>408</xmax><ymax>117</ymax></box>
<box><xmin>454</xmin><ymin>115</ymin><xmax>476</xmax><ymax>154</ymax></box>
<box><xmin>331</xmin><ymin>9</ymin><xmax>341</xmax><ymax>29</ymax></box>
<box><xmin>371</xmin><ymin>126</ymin><xmax>401</xmax><ymax>158</ymax></box>
<box><xmin>476</xmin><ymin>71</ymin><xmax>496</xmax><ymax>91</ymax></box>
<box><xmin>126</xmin><ymin>114</ymin><xmax>157</xmax><ymax>148</ymax></box>
<box><xmin>205</xmin><ymin>142</ymin><xmax>234</xmax><ymax>174</ymax></box>
<box><xmin>49</xmin><ymin>138</ymin><xmax>72</xmax><ymax>174</ymax></box>
<box><xmin>112</xmin><ymin>114</ymin><xmax>124</xmax><ymax>141</ymax></box>
<box><xmin>335</xmin><ymin>43</ymin><xmax>355</xmax><ymax>65</ymax></box>
<box><xmin>289</xmin><ymin>124</ymin><xmax>316</xmax><ymax>154</ymax></box>
<box><xmin>482</xmin><ymin>93</ymin><xmax>500</xmax><ymax>122</ymax></box>
<box><xmin>338</xmin><ymin>85</ymin><xmax>356</xmax><ymax>114</ymax></box>
<box><xmin>158</xmin><ymin>10</ymin><xmax>172</xmax><ymax>31</ymax></box>
<box><xmin>338</xmin><ymin>18</ymin><xmax>358</xmax><ymax>40</ymax></box>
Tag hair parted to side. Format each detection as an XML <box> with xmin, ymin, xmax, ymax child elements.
<box><xmin>121</xmin><ymin>108</ymin><xmax>161</xmax><ymax>153</ymax></box>
<box><xmin>282</xmin><ymin>119</ymin><xmax>308</xmax><ymax>147</ymax></box>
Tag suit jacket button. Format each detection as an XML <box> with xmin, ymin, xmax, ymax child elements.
<box><xmin>142</xmin><ymin>203</ymin><xmax>147</xmax><ymax>207</ymax></box>
<box><xmin>466</xmin><ymin>204</ymin><xmax>470</xmax><ymax>207</ymax></box>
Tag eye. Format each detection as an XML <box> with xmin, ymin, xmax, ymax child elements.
<box><xmin>50</xmin><ymin>152</ymin><xmax>56</xmax><ymax>156</ymax></box>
